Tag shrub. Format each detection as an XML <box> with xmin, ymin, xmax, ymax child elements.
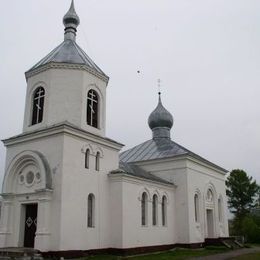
<box><xmin>241</xmin><ymin>216</ymin><xmax>260</xmax><ymax>243</ymax></box>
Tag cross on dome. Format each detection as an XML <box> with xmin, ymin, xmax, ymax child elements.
<box><xmin>157</xmin><ymin>79</ymin><xmax>161</xmax><ymax>94</ymax></box>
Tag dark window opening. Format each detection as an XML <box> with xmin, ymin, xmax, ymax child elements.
<box><xmin>85</xmin><ymin>149</ymin><xmax>90</xmax><ymax>169</ymax></box>
<box><xmin>194</xmin><ymin>194</ymin><xmax>199</xmax><ymax>222</ymax></box>
<box><xmin>87</xmin><ymin>90</ymin><xmax>98</xmax><ymax>128</ymax></box>
<box><xmin>162</xmin><ymin>196</ymin><xmax>167</xmax><ymax>226</ymax></box>
<box><xmin>152</xmin><ymin>194</ymin><xmax>158</xmax><ymax>226</ymax></box>
<box><xmin>32</xmin><ymin>87</ymin><xmax>45</xmax><ymax>125</ymax></box>
<box><xmin>95</xmin><ymin>152</ymin><xmax>100</xmax><ymax>171</ymax></box>
<box><xmin>87</xmin><ymin>194</ymin><xmax>95</xmax><ymax>227</ymax></box>
<box><xmin>141</xmin><ymin>192</ymin><xmax>147</xmax><ymax>226</ymax></box>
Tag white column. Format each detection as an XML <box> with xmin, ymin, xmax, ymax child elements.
<box><xmin>35</xmin><ymin>197</ymin><xmax>51</xmax><ymax>251</ymax></box>
<box><xmin>0</xmin><ymin>200</ymin><xmax>13</xmax><ymax>247</ymax></box>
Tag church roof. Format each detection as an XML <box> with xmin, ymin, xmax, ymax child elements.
<box><xmin>120</xmin><ymin>138</ymin><xmax>228</xmax><ymax>173</ymax></box>
<box><xmin>110</xmin><ymin>162</ymin><xmax>174</xmax><ymax>186</ymax></box>
<box><xmin>27</xmin><ymin>39</ymin><xmax>107</xmax><ymax>78</ymax></box>
<box><xmin>26</xmin><ymin>0</ymin><xmax>108</xmax><ymax>80</ymax></box>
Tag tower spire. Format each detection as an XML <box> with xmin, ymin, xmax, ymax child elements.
<box><xmin>63</xmin><ymin>0</ymin><xmax>80</xmax><ymax>41</ymax></box>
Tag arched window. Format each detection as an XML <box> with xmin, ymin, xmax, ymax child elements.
<box><xmin>141</xmin><ymin>192</ymin><xmax>148</xmax><ymax>226</ymax></box>
<box><xmin>218</xmin><ymin>197</ymin><xmax>223</xmax><ymax>222</ymax></box>
<box><xmin>194</xmin><ymin>194</ymin><xmax>199</xmax><ymax>222</ymax></box>
<box><xmin>32</xmin><ymin>87</ymin><xmax>45</xmax><ymax>125</ymax></box>
<box><xmin>152</xmin><ymin>194</ymin><xmax>158</xmax><ymax>226</ymax></box>
<box><xmin>162</xmin><ymin>195</ymin><xmax>167</xmax><ymax>226</ymax></box>
<box><xmin>87</xmin><ymin>89</ymin><xmax>99</xmax><ymax>128</ymax></box>
<box><xmin>95</xmin><ymin>152</ymin><xmax>100</xmax><ymax>171</ymax></box>
<box><xmin>85</xmin><ymin>149</ymin><xmax>90</xmax><ymax>169</ymax></box>
<box><xmin>206</xmin><ymin>189</ymin><xmax>213</xmax><ymax>202</ymax></box>
<box><xmin>87</xmin><ymin>194</ymin><xmax>95</xmax><ymax>227</ymax></box>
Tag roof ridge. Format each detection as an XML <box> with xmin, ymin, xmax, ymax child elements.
<box><xmin>27</xmin><ymin>42</ymin><xmax>64</xmax><ymax>72</ymax></box>
<box><xmin>73</xmin><ymin>41</ymin><xmax>106</xmax><ymax>75</ymax></box>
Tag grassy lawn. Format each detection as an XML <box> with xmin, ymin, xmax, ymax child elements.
<box><xmin>79</xmin><ymin>246</ymin><xmax>230</xmax><ymax>260</ymax></box>
<box><xmin>230</xmin><ymin>252</ymin><xmax>260</xmax><ymax>260</ymax></box>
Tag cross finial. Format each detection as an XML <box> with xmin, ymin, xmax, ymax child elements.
<box><xmin>157</xmin><ymin>79</ymin><xmax>161</xmax><ymax>95</ymax></box>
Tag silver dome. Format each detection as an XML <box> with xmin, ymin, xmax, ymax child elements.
<box><xmin>148</xmin><ymin>93</ymin><xmax>173</xmax><ymax>139</ymax></box>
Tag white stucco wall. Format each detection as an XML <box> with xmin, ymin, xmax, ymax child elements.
<box><xmin>133</xmin><ymin>155</ymin><xmax>229</xmax><ymax>245</ymax></box>
<box><xmin>0</xmin><ymin>126</ymin><xmax>123</xmax><ymax>252</ymax></box>
<box><xmin>58</xmin><ymin>132</ymin><xmax>121</xmax><ymax>250</ymax></box>
<box><xmin>0</xmin><ymin>130</ymin><xmax>229</xmax><ymax>251</ymax></box>
<box><xmin>109</xmin><ymin>175</ymin><xmax>176</xmax><ymax>249</ymax></box>
<box><xmin>0</xmin><ymin>133</ymin><xmax>64</xmax><ymax>251</ymax></box>
<box><xmin>135</xmin><ymin>158</ymin><xmax>191</xmax><ymax>244</ymax></box>
<box><xmin>109</xmin><ymin>179</ymin><xmax>123</xmax><ymax>248</ymax></box>
<box><xmin>23</xmin><ymin>68</ymin><xmax>107</xmax><ymax>137</ymax></box>
<box><xmin>186</xmin><ymin>159</ymin><xmax>229</xmax><ymax>243</ymax></box>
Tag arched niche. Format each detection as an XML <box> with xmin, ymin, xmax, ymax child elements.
<box><xmin>2</xmin><ymin>151</ymin><xmax>52</xmax><ymax>194</ymax></box>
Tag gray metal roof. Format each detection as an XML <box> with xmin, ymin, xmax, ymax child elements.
<box><xmin>27</xmin><ymin>39</ymin><xmax>107</xmax><ymax>77</ymax></box>
<box><xmin>110</xmin><ymin>162</ymin><xmax>174</xmax><ymax>185</ymax></box>
<box><xmin>120</xmin><ymin>138</ymin><xmax>228</xmax><ymax>172</ymax></box>
<box><xmin>120</xmin><ymin>138</ymin><xmax>186</xmax><ymax>163</ymax></box>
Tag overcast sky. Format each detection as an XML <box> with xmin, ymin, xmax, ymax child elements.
<box><xmin>0</xmin><ymin>0</ymin><xmax>260</xmax><ymax>186</ymax></box>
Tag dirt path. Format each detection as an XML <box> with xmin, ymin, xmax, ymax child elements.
<box><xmin>192</xmin><ymin>247</ymin><xmax>260</xmax><ymax>260</ymax></box>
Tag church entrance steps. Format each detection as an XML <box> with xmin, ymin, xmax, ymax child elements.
<box><xmin>0</xmin><ymin>247</ymin><xmax>43</xmax><ymax>259</ymax></box>
<box><xmin>205</xmin><ymin>237</ymin><xmax>244</xmax><ymax>250</ymax></box>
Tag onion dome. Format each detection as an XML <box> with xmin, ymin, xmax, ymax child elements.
<box><xmin>148</xmin><ymin>92</ymin><xmax>174</xmax><ymax>139</ymax></box>
<box><xmin>63</xmin><ymin>0</ymin><xmax>80</xmax><ymax>41</ymax></box>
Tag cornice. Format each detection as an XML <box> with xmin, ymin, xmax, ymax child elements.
<box><xmin>186</xmin><ymin>155</ymin><xmax>228</xmax><ymax>175</ymax></box>
<box><xmin>132</xmin><ymin>153</ymin><xmax>227</xmax><ymax>175</ymax></box>
<box><xmin>2</xmin><ymin>123</ymin><xmax>124</xmax><ymax>151</ymax></box>
<box><xmin>25</xmin><ymin>62</ymin><xmax>109</xmax><ymax>83</ymax></box>
<box><xmin>108</xmin><ymin>173</ymin><xmax>175</xmax><ymax>189</ymax></box>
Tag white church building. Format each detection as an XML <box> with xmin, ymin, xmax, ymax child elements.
<box><xmin>0</xmin><ymin>1</ymin><xmax>229</xmax><ymax>256</ymax></box>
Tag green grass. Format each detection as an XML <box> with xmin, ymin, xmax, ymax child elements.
<box><xmin>230</xmin><ymin>252</ymin><xmax>260</xmax><ymax>260</ymax></box>
<box><xmin>79</xmin><ymin>246</ymin><xmax>230</xmax><ymax>260</ymax></box>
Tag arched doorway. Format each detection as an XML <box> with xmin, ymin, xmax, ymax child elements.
<box><xmin>205</xmin><ymin>188</ymin><xmax>215</xmax><ymax>238</ymax></box>
<box><xmin>0</xmin><ymin>151</ymin><xmax>52</xmax><ymax>249</ymax></box>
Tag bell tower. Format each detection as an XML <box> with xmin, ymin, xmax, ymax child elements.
<box><xmin>0</xmin><ymin>1</ymin><xmax>123</xmax><ymax>252</ymax></box>
<box><xmin>23</xmin><ymin>0</ymin><xmax>109</xmax><ymax>137</ymax></box>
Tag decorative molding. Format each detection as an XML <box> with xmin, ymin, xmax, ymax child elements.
<box><xmin>2</xmin><ymin>150</ymin><xmax>52</xmax><ymax>194</ymax></box>
<box><xmin>25</xmin><ymin>62</ymin><xmax>109</xmax><ymax>83</ymax></box>
<box><xmin>109</xmin><ymin>173</ymin><xmax>174</xmax><ymax>190</ymax></box>
<box><xmin>151</xmin><ymin>190</ymin><xmax>161</xmax><ymax>202</ymax></box>
<box><xmin>81</xmin><ymin>144</ymin><xmax>104</xmax><ymax>158</ymax></box>
<box><xmin>94</xmin><ymin>146</ymin><xmax>104</xmax><ymax>158</ymax></box>
<box><xmin>81</xmin><ymin>143</ymin><xmax>94</xmax><ymax>155</ymax></box>
<box><xmin>3</xmin><ymin>122</ymin><xmax>123</xmax><ymax>151</ymax></box>
<box><xmin>133</xmin><ymin>153</ymin><xmax>227</xmax><ymax>175</ymax></box>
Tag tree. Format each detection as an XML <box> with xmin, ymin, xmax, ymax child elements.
<box><xmin>241</xmin><ymin>216</ymin><xmax>260</xmax><ymax>242</ymax></box>
<box><xmin>226</xmin><ymin>169</ymin><xmax>259</xmax><ymax>234</ymax></box>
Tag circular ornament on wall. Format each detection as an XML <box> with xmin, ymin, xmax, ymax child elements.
<box><xmin>19</xmin><ymin>174</ymin><xmax>25</xmax><ymax>184</ymax></box>
<box><xmin>35</xmin><ymin>172</ymin><xmax>41</xmax><ymax>182</ymax></box>
<box><xmin>26</xmin><ymin>171</ymin><xmax>35</xmax><ymax>185</ymax></box>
